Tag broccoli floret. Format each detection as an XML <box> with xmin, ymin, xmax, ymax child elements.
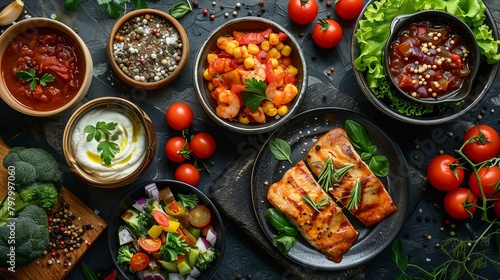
<box><xmin>19</xmin><ymin>182</ymin><xmax>59</xmax><ymax>210</ymax></box>
<box><xmin>195</xmin><ymin>247</ymin><xmax>216</xmax><ymax>271</ymax></box>
<box><xmin>116</xmin><ymin>244</ymin><xmax>136</xmax><ymax>273</ymax></box>
<box><xmin>0</xmin><ymin>205</ymin><xmax>49</xmax><ymax>269</ymax></box>
<box><xmin>2</xmin><ymin>147</ymin><xmax>63</xmax><ymax>190</ymax></box>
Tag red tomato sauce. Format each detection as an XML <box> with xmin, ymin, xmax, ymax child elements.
<box><xmin>388</xmin><ymin>22</ymin><xmax>472</xmax><ymax>99</ymax></box>
<box><xmin>1</xmin><ymin>28</ymin><xmax>85</xmax><ymax>111</ymax></box>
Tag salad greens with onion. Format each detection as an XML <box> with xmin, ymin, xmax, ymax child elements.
<box><xmin>354</xmin><ymin>0</ymin><xmax>500</xmax><ymax>117</ymax></box>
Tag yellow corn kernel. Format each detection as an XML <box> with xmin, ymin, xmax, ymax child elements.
<box><xmin>268</xmin><ymin>48</ymin><xmax>281</xmax><ymax>60</ymax></box>
<box><xmin>207</xmin><ymin>53</ymin><xmax>218</xmax><ymax>64</ymax></box>
<box><xmin>261</xmin><ymin>40</ymin><xmax>270</xmax><ymax>51</ymax></box>
<box><xmin>233</xmin><ymin>46</ymin><xmax>243</xmax><ymax>59</ymax></box>
<box><xmin>203</xmin><ymin>69</ymin><xmax>212</xmax><ymax>80</ymax></box>
<box><xmin>266</xmin><ymin>107</ymin><xmax>278</xmax><ymax>117</ymax></box>
<box><xmin>270</xmin><ymin>58</ymin><xmax>279</xmax><ymax>69</ymax></box>
<box><xmin>243</xmin><ymin>56</ymin><xmax>255</xmax><ymax>69</ymax></box>
<box><xmin>269</xmin><ymin>33</ymin><xmax>280</xmax><ymax>45</ymax></box>
<box><xmin>273</xmin><ymin>67</ymin><xmax>284</xmax><ymax>77</ymax></box>
<box><xmin>207</xmin><ymin>82</ymin><xmax>214</xmax><ymax>91</ymax></box>
<box><xmin>240</xmin><ymin>45</ymin><xmax>250</xmax><ymax>58</ymax></box>
<box><xmin>277</xmin><ymin>105</ymin><xmax>289</xmax><ymax>116</ymax></box>
<box><xmin>275</xmin><ymin>42</ymin><xmax>284</xmax><ymax>51</ymax></box>
<box><xmin>247</xmin><ymin>44</ymin><xmax>260</xmax><ymax>55</ymax></box>
<box><xmin>236</xmin><ymin>57</ymin><xmax>245</xmax><ymax>64</ymax></box>
<box><xmin>281</xmin><ymin>45</ymin><xmax>292</xmax><ymax>57</ymax></box>
<box><xmin>262</xmin><ymin>101</ymin><xmax>274</xmax><ymax>113</ymax></box>
<box><xmin>286</xmin><ymin>65</ymin><xmax>299</xmax><ymax>77</ymax></box>
<box><xmin>239</xmin><ymin>114</ymin><xmax>250</xmax><ymax>124</ymax></box>
<box><xmin>225</xmin><ymin>41</ymin><xmax>238</xmax><ymax>55</ymax></box>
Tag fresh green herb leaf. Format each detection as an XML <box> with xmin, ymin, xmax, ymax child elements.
<box><xmin>390</xmin><ymin>239</ymin><xmax>408</xmax><ymax>271</ymax></box>
<box><xmin>15</xmin><ymin>69</ymin><xmax>55</xmax><ymax>91</ymax></box>
<box><xmin>317</xmin><ymin>157</ymin><xmax>353</xmax><ymax>192</ymax></box>
<box><xmin>84</xmin><ymin>121</ymin><xmax>120</xmax><ymax>165</ymax></box>
<box><xmin>81</xmin><ymin>262</ymin><xmax>98</xmax><ymax>280</ymax></box>
<box><xmin>272</xmin><ymin>234</ymin><xmax>297</xmax><ymax>254</ymax></box>
<box><xmin>369</xmin><ymin>155</ymin><xmax>390</xmax><ymax>177</ymax></box>
<box><xmin>242</xmin><ymin>78</ymin><xmax>271</xmax><ymax>112</ymax></box>
<box><xmin>265</xmin><ymin>208</ymin><xmax>297</xmax><ymax>236</ymax></box>
<box><xmin>302</xmin><ymin>196</ymin><xmax>329</xmax><ymax>212</ymax></box>
<box><xmin>64</xmin><ymin>0</ymin><xmax>82</xmax><ymax>10</ymax></box>
<box><xmin>105</xmin><ymin>1</ymin><xmax>125</xmax><ymax>19</ymax></box>
<box><xmin>177</xmin><ymin>193</ymin><xmax>199</xmax><ymax>209</ymax></box>
<box><xmin>170</xmin><ymin>1</ymin><xmax>192</xmax><ymax>19</ymax></box>
<box><xmin>345</xmin><ymin>119</ymin><xmax>389</xmax><ymax>177</ymax></box>
<box><xmin>159</xmin><ymin>232</ymin><xmax>190</xmax><ymax>261</ymax></box>
<box><xmin>269</xmin><ymin>138</ymin><xmax>292</xmax><ymax>163</ymax></box>
<box><xmin>345</xmin><ymin>178</ymin><xmax>361</xmax><ymax>211</ymax></box>
<box><xmin>132</xmin><ymin>0</ymin><xmax>149</xmax><ymax>9</ymax></box>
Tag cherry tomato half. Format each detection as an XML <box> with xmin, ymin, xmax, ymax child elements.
<box><xmin>138</xmin><ymin>237</ymin><xmax>162</xmax><ymax>252</ymax></box>
<box><xmin>165</xmin><ymin>136</ymin><xmax>190</xmax><ymax>163</ymax></box>
<box><xmin>463</xmin><ymin>124</ymin><xmax>500</xmax><ymax>163</ymax></box>
<box><xmin>312</xmin><ymin>19</ymin><xmax>343</xmax><ymax>48</ymax></box>
<box><xmin>468</xmin><ymin>165</ymin><xmax>500</xmax><ymax>199</ymax></box>
<box><xmin>129</xmin><ymin>252</ymin><xmax>150</xmax><ymax>271</ymax></box>
<box><xmin>288</xmin><ymin>0</ymin><xmax>318</xmax><ymax>25</ymax></box>
<box><xmin>189</xmin><ymin>204</ymin><xmax>212</xmax><ymax>228</ymax></box>
<box><xmin>444</xmin><ymin>187</ymin><xmax>477</xmax><ymax>220</ymax></box>
<box><xmin>191</xmin><ymin>132</ymin><xmax>216</xmax><ymax>159</ymax></box>
<box><xmin>334</xmin><ymin>0</ymin><xmax>364</xmax><ymax>20</ymax></box>
<box><xmin>175</xmin><ymin>163</ymin><xmax>200</xmax><ymax>186</ymax></box>
<box><xmin>166</xmin><ymin>102</ymin><xmax>194</xmax><ymax>130</ymax></box>
<box><xmin>427</xmin><ymin>154</ymin><xmax>464</xmax><ymax>191</ymax></box>
<box><xmin>152</xmin><ymin>210</ymin><xmax>170</xmax><ymax>227</ymax></box>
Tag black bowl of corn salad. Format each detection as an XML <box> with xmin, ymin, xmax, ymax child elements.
<box><xmin>193</xmin><ymin>17</ymin><xmax>308</xmax><ymax>134</ymax></box>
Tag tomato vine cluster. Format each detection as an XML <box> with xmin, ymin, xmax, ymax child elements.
<box><xmin>426</xmin><ymin>124</ymin><xmax>500</xmax><ymax>221</ymax></box>
<box><xmin>287</xmin><ymin>0</ymin><xmax>364</xmax><ymax>48</ymax></box>
<box><xmin>165</xmin><ymin>102</ymin><xmax>217</xmax><ymax>186</ymax></box>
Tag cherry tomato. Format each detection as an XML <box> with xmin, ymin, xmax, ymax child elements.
<box><xmin>138</xmin><ymin>237</ymin><xmax>162</xmax><ymax>252</ymax></box>
<box><xmin>426</xmin><ymin>154</ymin><xmax>464</xmax><ymax>191</ymax></box>
<box><xmin>312</xmin><ymin>19</ymin><xmax>343</xmax><ymax>48</ymax></box>
<box><xmin>494</xmin><ymin>200</ymin><xmax>500</xmax><ymax>217</ymax></box>
<box><xmin>468</xmin><ymin>165</ymin><xmax>500</xmax><ymax>199</ymax></box>
<box><xmin>129</xmin><ymin>252</ymin><xmax>150</xmax><ymax>271</ymax></box>
<box><xmin>175</xmin><ymin>163</ymin><xmax>200</xmax><ymax>186</ymax></box>
<box><xmin>444</xmin><ymin>187</ymin><xmax>477</xmax><ymax>220</ymax></box>
<box><xmin>463</xmin><ymin>124</ymin><xmax>500</xmax><ymax>163</ymax></box>
<box><xmin>152</xmin><ymin>210</ymin><xmax>170</xmax><ymax>227</ymax></box>
<box><xmin>166</xmin><ymin>102</ymin><xmax>194</xmax><ymax>130</ymax></box>
<box><xmin>189</xmin><ymin>205</ymin><xmax>212</xmax><ymax>228</ymax></box>
<box><xmin>191</xmin><ymin>132</ymin><xmax>216</xmax><ymax>159</ymax></box>
<box><xmin>165</xmin><ymin>136</ymin><xmax>189</xmax><ymax>163</ymax></box>
<box><xmin>288</xmin><ymin>0</ymin><xmax>318</xmax><ymax>25</ymax></box>
<box><xmin>334</xmin><ymin>0</ymin><xmax>364</xmax><ymax>20</ymax></box>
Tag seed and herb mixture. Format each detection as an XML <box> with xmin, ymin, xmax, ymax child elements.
<box><xmin>112</xmin><ymin>14</ymin><xmax>183</xmax><ymax>83</ymax></box>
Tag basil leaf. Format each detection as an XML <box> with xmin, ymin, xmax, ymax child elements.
<box><xmin>272</xmin><ymin>234</ymin><xmax>297</xmax><ymax>254</ymax></box>
<box><xmin>269</xmin><ymin>138</ymin><xmax>292</xmax><ymax>163</ymax></box>
<box><xmin>81</xmin><ymin>262</ymin><xmax>98</xmax><ymax>280</ymax></box>
<box><xmin>369</xmin><ymin>155</ymin><xmax>390</xmax><ymax>177</ymax></box>
<box><xmin>361</xmin><ymin>152</ymin><xmax>372</xmax><ymax>161</ymax></box>
<box><xmin>64</xmin><ymin>0</ymin><xmax>82</xmax><ymax>10</ymax></box>
<box><xmin>345</xmin><ymin>119</ymin><xmax>372</xmax><ymax>151</ymax></box>
<box><xmin>170</xmin><ymin>2</ymin><xmax>192</xmax><ymax>19</ymax></box>
<box><xmin>265</xmin><ymin>208</ymin><xmax>297</xmax><ymax>236</ymax></box>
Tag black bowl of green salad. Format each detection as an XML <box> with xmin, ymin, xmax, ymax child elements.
<box><xmin>351</xmin><ymin>0</ymin><xmax>500</xmax><ymax>125</ymax></box>
<box><xmin>108</xmin><ymin>179</ymin><xmax>225</xmax><ymax>280</ymax></box>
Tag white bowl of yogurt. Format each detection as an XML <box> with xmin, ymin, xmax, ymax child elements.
<box><xmin>63</xmin><ymin>97</ymin><xmax>157</xmax><ymax>188</ymax></box>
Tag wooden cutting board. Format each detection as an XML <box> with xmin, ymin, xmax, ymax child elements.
<box><xmin>0</xmin><ymin>138</ymin><xmax>108</xmax><ymax>280</ymax></box>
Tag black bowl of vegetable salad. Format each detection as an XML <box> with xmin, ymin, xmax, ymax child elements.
<box><xmin>351</xmin><ymin>0</ymin><xmax>500</xmax><ymax>125</ymax></box>
<box><xmin>108</xmin><ymin>179</ymin><xmax>225</xmax><ymax>280</ymax></box>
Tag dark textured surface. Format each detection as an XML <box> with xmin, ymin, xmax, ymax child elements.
<box><xmin>0</xmin><ymin>0</ymin><xmax>499</xmax><ymax>279</ymax></box>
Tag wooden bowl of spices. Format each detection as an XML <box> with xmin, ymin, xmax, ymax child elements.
<box><xmin>107</xmin><ymin>9</ymin><xmax>189</xmax><ymax>90</ymax></box>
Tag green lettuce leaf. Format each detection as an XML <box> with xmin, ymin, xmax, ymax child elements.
<box><xmin>354</xmin><ymin>0</ymin><xmax>500</xmax><ymax>116</ymax></box>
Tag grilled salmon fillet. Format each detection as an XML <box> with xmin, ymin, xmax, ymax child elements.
<box><xmin>306</xmin><ymin>128</ymin><xmax>397</xmax><ymax>227</ymax></box>
<box><xmin>267</xmin><ymin>161</ymin><xmax>358</xmax><ymax>263</ymax></box>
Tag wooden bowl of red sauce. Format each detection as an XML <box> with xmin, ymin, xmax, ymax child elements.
<box><xmin>384</xmin><ymin>10</ymin><xmax>480</xmax><ymax>104</ymax></box>
<box><xmin>0</xmin><ymin>18</ymin><xmax>92</xmax><ymax>117</ymax></box>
